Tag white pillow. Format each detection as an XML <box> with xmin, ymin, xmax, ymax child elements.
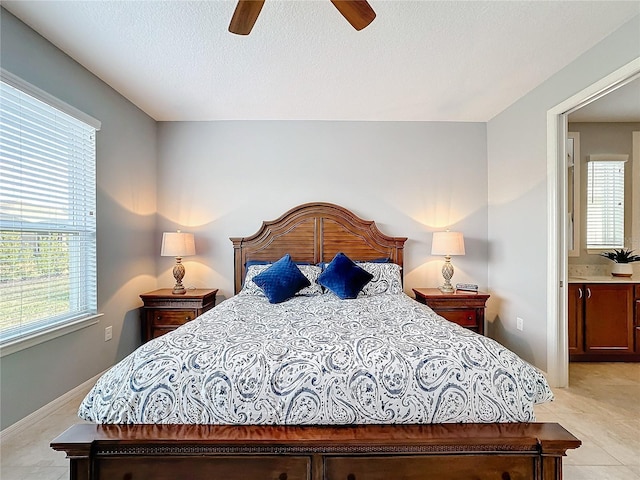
<box><xmin>242</xmin><ymin>264</ymin><xmax>323</xmax><ymax>296</ymax></box>
<box><xmin>357</xmin><ymin>262</ymin><xmax>403</xmax><ymax>296</ymax></box>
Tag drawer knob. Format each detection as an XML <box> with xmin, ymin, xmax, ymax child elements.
<box><xmin>347</xmin><ymin>475</ymin><xmax>356</xmax><ymax>480</ymax></box>
<box><xmin>502</xmin><ymin>473</ymin><xmax>511</xmax><ymax>480</ymax></box>
<box><xmin>186</xmin><ymin>316</ymin><xmax>192</xmax><ymax>321</ymax></box>
<box><xmin>278</xmin><ymin>474</ymin><xmax>287</xmax><ymax>480</ymax></box>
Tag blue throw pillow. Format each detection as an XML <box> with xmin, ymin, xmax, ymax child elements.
<box><xmin>318</xmin><ymin>252</ymin><xmax>374</xmax><ymax>299</ymax></box>
<box><xmin>253</xmin><ymin>254</ymin><xmax>311</xmax><ymax>304</ymax></box>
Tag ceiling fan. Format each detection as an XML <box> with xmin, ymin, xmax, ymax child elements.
<box><xmin>229</xmin><ymin>0</ymin><xmax>376</xmax><ymax>35</ymax></box>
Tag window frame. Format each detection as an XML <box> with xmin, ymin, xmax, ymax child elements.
<box><xmin>585</xmin><ymin>153</ymin><xmax>629</xmax><ymax>252</ymax></box>
<box><xmin>0</xmin><ymin>70</ymin><xmax>102</xmax><ymax>356</ymax></box>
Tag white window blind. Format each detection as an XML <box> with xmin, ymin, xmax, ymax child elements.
<box><xmin>586</xmin><ymin>155</ymin><xmax>627</xmax><ymax>249</ymax></box>
<box><xmin>0</xmin><ymin>77</ymin><xmax>98</xmax><ymax>345</ymax></box>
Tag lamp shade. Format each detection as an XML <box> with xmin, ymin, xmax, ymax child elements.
<box><xmin>161</xmin><ymin>231</ymin><xmax>196</xmax><ymax>257</ymax></box>
<box><xmin>431</xmin><ymin>231</ymin><xmax>465</xmax><ymax>256</ymax></box>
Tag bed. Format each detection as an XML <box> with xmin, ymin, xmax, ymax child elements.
<box><xmin>51</xmin><ymin>202</ymin><xmax>580</xmax><ymax>480</ymax></box>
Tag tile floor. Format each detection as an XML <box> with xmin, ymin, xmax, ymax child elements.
<box><xmin>535</xmin><ymin>362</ymin><xmax>640</xmax><ymax>480</ymax></box>
<box><xmin>0</xmin><ymin>387</ymin><xmax>91</xmax><ymax>480</ymax></box>
<box><xmin>0</xmin><ymin>362</ymin><xmax>638</xmax><ymax>479</ymax></box>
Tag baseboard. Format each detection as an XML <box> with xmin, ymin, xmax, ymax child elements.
<box><xmin>0</xmin><ymin>370</ymin><xmax>103</xmax><ymax>443</ymax></box>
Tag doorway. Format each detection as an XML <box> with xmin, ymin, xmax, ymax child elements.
<box><xmin>547</xmin><ymin>58</ymin><xmax>640</xmax><ymax>388</ymax></box>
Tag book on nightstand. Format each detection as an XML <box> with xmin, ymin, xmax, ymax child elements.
<box><xmin>456</xmin><ymin>283</ymin><xmax>478</xmax><ymax>292</ymax></box>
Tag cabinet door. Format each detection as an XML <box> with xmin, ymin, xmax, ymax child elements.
<box><xmin>636</xmin><ymin>301</ymin><xmax>640</xmax><ymax>354</ymax></box>
<box><xmin>636</xmin><ymin>285</ymin><xmax>640</xmax><ymax>354</ymax></box>
<box><xmin>584</xmin><ymin>284</ymin><xmax>634</xmax><ymax>354</ymax></box>
<box><xmin>568</xmin><ymin>284</ymin><xmax>584</xmax><ymax>355</ymax></box>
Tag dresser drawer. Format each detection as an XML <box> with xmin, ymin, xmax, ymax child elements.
<box><xmin>325</xmin><ymin>455</ymin><xmax>534</xmax><ymax>480</ymax></box>
<box><xmin>150</xmin><ymin>309</ymin><xmax>197</xmax><ymax>326</ymax></box>
<box><xmin>439</xmin><ymin>309</ymin><xmax>477</xmax><ymax>327</ymax></box>
<box><xmin>97</xmin><ymin>455</ymin><xmax>309</xmax><ymax>480</ymax></box>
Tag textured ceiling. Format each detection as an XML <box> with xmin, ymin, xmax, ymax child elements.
<box><xmin>2</xmin><ymin>1</ymin><xmax>639</xmax><ymax>122</ymax></box>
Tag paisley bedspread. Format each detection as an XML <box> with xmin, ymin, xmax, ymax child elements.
<box><xmin>78</xmin><ymin>293</ymin><xmax>553</xmax><ymax>424</ymax></box>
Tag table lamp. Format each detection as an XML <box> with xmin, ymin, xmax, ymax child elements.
<box><xmin>161</xmin><ymin>231</ymin><xmax>196</xmax><ymax>294</ymax></box>
<box><xmin>431</xmin><ymin>231</ymin><xmax>465</xmax><ymax>293</ymax></box>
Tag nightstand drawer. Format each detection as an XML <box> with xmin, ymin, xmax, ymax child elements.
<box><xmin>150</xmin><ymin>327</ymin><xmax>178</xmax><ymax>339</ymax></box>
<box><xmin>151</xmin><ymin>309</ymin><xmax>197</xmax><ymax>326</ymax></box>
<box><xmin>412</xmin><ymin>288</ymin><xmax>489</xmax><ymax>336</ymax></box>
<box><xmin>140</xmin><ymin>288</ymin><xmax>218</xmax><ymax>342</ymax></box>
<box><xmin>439</xmin><ymin>309</ymin><xmax>477</xmax><ymax>327</ymax></box>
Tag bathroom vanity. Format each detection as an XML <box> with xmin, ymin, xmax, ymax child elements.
<box><xmin>568</xmin><ymin>277</ymin><xmax>640</xmax><ymax>362</ymax></box>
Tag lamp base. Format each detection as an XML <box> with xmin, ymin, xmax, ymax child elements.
<box><xmin>438</xmin><ymin>285</ymin><xmax>455</xmax><ymax>294</ymax></box>
<box><xmin>439</xmin><ymin>255</ymin><xmax>455</xmax><ymax>294</ymax></box>
<box><xmin>172</xmin><ymin>258</ymin><xmax>187</xmax><ymax>295</ymax></box>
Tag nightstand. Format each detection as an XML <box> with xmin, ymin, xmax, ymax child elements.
<box><xmin>412</xmin><ymin>288</ymin><xmax>490</xmax><ymax>335</ymax></box>
<box><xmin>140</xmin><ymin>288</ymin><xmax>218</xmax><ymax>342</ymax></box>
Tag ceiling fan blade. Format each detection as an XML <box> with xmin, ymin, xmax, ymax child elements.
<box><xmin>229</xmin><ymin>0</ymin><xmax>266</xmax><ymax>35</ymax></box>
<box><xmin>330</xmin><ymin>0</ymin><xmax>376</xmax><ymax>31</ymax></box>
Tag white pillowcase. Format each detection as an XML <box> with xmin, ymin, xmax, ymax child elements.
<box><xmin>242</xmin><ymin>264</ymin><xmax>323</xmax><ymax>296</ymax></box>
<box><xmin>357</xmin><ymin>262</ymin><xmax>403</xmax><ymax>296</ymax></box>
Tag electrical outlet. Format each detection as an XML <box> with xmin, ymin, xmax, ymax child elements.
<box><xmin>104</xmin><ymin>325</ymin><xmax>113</xmax><ymax>341</ymax></box>
<box><xmin>516</xmin><ymin>317</ymin><xmax>524</xmax><ymax>331</ymax></box>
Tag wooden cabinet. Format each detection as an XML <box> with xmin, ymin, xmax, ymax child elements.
<box><xmin>567</xmin><ymin>284</ymin><xmax>584</xmax><ymax>355</ymax></box>
<box><xmin>412</xmin><ymin>288</ymin><xmax>490</xmax><ymax>335</ymax></box>
<box><xmin>140</xmin><ymin>288</ymin><xmax>217</xmax><ymax>342</ymax></box>
<box><xmin>636</xmin><ymin>285</ymin><xmax>640</xmax><ymax>355</ymax></box>
<box><xmin>569</xmin><ymin>283</ymin><xmax>638</xmax><ymax>361</ymax></box>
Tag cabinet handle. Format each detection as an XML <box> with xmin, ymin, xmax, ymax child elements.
<box><xmin>578</xmin><ymin>288</ymin><xmax>583</xmax><ymax>299</ymax></box>
<box><xmin>586</xmin><ymin>287</ymin><xmax>591</xmax><ymax>299</ymax></box>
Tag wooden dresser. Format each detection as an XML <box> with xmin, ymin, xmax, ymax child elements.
<box><xmin>140</xmin><ymin>288</ymin><xmax>217</xmax><ymax>342</ymax></box>
<box><xmin>413</xmin><ymin>288</ymin><xmax>490</xmax><ymax>335</ymax></box>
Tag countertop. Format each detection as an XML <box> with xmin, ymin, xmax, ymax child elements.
<box><xmin>568</xmin><ymin>275</ymin><xmax>639</xmax><ymax>284</ymax></box>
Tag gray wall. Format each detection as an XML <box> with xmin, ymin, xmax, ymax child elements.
<box><xmin>486</xmin><ymin>16</ymin><xmax>640</xmax><ymax>370</ymax></box>
<box><xmin>568</xmin><ymin>122</ymin><xmax>640</xmax><ymax>265</ymax></box>
<box><xmin>156</xmin><ymin>121</ymin><xmax>489</xmax><ymax>300</ymax></box>
<box><xmin>0</xmin><ymin>9</ymin><xmax>158</xmax><ymax>429</ymax></box>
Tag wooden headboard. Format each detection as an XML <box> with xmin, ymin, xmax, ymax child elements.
<box><xmin>230</xmin><ymin>202</ymin><xmax>408</xmax><ymax>294</ymax></box>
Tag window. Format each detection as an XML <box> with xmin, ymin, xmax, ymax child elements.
<box><xmin>585</xmin><ymin>154</ymin><xmax>628</xmax><ymax>249</ymax></box>
<box><xmin>0</xmin><ymin>72</ymin><xmax>100</xmax><ymax>348</ymax></box>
